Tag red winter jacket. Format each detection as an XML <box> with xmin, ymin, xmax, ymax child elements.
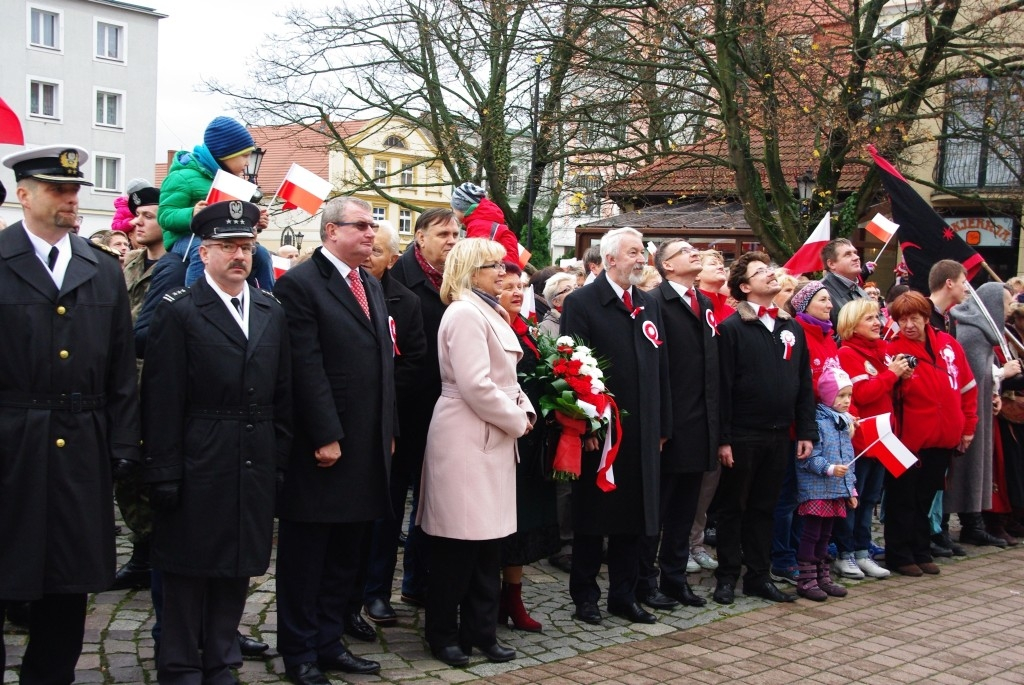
<box><xmin>796</xmin><ymin>314</ymin><xmax>841</xmax><ymax>391</ymax></box>
<box><xmin>461</xmin><ymin>197</ymin><xmax>520</xmax><ymax>266</ymax></box>
<box><xmin>839</xmin><ymin>334</ymin><xmax>899</xmax><ymax>457</ymax></box>
<box><xmin>886</xmin><ymin>327</ymin><xmax>978</xmax><ymax>453</ymax></box>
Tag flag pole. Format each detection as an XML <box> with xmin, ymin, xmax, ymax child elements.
<box><xmin>965</xmin><ymin>280</ymin><xmax>1011</xmax><ymax>361</ymax></box>
<box><xmin>982</xmin><ymin>261</ymin><xmax>1004</xmax><ymax>283</ymax></box>
<box><xmin>872</xmin><ymin>231</ymin><xmax>897</xmax><ymax>265</ymax></box>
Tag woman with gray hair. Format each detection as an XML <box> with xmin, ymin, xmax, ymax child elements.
<box><xmin>539</xmin><ymin>272</ymin><xmax>576</xmax><ymax>339</ymax></box>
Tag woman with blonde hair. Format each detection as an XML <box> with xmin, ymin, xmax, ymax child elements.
<box><xmin>419</xmin><ymin>238</ymin><xmax>535</xmax><ymax>667</ymax></box>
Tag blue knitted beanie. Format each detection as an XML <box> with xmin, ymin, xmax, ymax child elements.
<box><xmin>203</xmin><ymin>116</ymin><xmax>254</xmax><ymax>161</ymax></box>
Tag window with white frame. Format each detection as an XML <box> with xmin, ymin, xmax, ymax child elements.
<box><xmin>95</xmin><ymin>90</ymin><xmax>123</xmax><ymax>128</ymax></box>
<box><xmin>374</xmin><ymin>160</ymin><xmax>388</xmax><ymax>181</ymax></box>
<box><xmin>401</xmin><ymin>165</ymin><xmax>414</xmax><ymax>186</ymax></box>
<box><xmin>29</xmin><ymin>7</ymin><xmax>60</xmax><ymax>50</ymax></box>
<box><xmin>28</xmin><ymin>78</ymin><xmax>60</xmax><ymax>119</ymax></box>
<box><xmin>508</xmin><ymin>167</ymin><xmax>520</xmax><ymax>195</ymax></box>
<box><xmin>94</xmin><ymin>155</ymin><xmax>121</xmax><ymax>191</ymax></box>
<box><xmin>96</xmin><ymin>21</ymin><xmax>124</xmax><ymax>61</ymax></box>
<box><xmin>372</xmin><ymin>206</ymin><xmax>386</xmax><ymax>223</ymax></box>
<box><xmin>399</xmin><ymin>210</ymin><xmax>412</xmax><ymax>233</ymax></box>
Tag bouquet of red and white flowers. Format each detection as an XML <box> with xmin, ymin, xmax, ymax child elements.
<box><xmin>527</xmin><ymin>335</ymin><xmax>622</xmax><ymax>491</ymax></box>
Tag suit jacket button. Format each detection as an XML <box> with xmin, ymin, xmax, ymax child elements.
<box><xmin>244</xmin><ymin>460</ymin><xmax>253</xmax><ymax>467</ymax></box>
<box><xmin>59</xmin><ymin>350</ymin><xmax>69</xmax><ymax>359</ymax></box>
<box><xmin>55</xmin><ymin>438</ymin><xmax>66</xmax><ymax>448</ymax></box>
<box><xmin>56</xmin><ymin>306</ymin><xmax>67</xmax><ymax>315</ymax></box>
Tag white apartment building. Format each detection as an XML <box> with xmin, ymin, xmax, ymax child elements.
<box><xmin>0</xmin><ymin>0</ymin><xmax>164</xmax><ymax>232</ymax></box>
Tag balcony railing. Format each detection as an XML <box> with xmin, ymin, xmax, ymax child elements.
<box><xmin>940</xmin><ymin>138</ymin><xmax>1022</xmax><ymax>189</ymax></box>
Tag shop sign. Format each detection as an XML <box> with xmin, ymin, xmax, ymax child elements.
<box><xmin>946</xmin><ymin>216</ymin><xmax>1014</xmax><ymax>247</ymax></box>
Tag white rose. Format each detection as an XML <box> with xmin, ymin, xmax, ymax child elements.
<box><xmin>577</xmin><ymin>399</ymin><xmax>599</xmax><ymax>419</ymax></box>
<box><xmin>556</xmin><ymin>336</ymin><xmax>574</xmax><ymax>347</ymax></box>
<box><xmin>591</xmin><ymin>378</ymin><xmax>605</xmax><ymax>393</ymax></box>
<box><xmin>572</xmin><ymin>345</ymin><xmax>592</xmax><ymax>357</ymax></box>
<box><xmin>579</xmin><ymin>365</ymin><xmax>599</xmax><ymax>379</ymax></box>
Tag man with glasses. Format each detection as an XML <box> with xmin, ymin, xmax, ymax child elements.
<box><xmin>141</xmin><ymin>200</ymin><xmax>292</xmax><ymax>684</ymax></box>
<box><xmin>712</xmin><ymin>252</ymin><xmax>817</xmax><ymax>605</ymax></box>
<box><xmin>274</xmin><ymin>197</ymin><xmax>396</xmax><ymax>685</ymax></box>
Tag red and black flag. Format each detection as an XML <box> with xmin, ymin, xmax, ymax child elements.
<box><xmin>867</xmin><ymin>145</ymin><xmax>983</xmax><ymax>293</ymax></box>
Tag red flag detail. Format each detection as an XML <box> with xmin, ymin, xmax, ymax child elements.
<box><xmin>0</xmin><ymin>97</ymin><xmax>25</xmax><ymax>145</ymax></box>
<box><xmin>856</xmin><ymin>413</ymin><xmax>918</xmax><ymax>477</ymax></box>
<box><xmin>783</xmin><ymin>213</ymin><xmax>830</xmax><ymax>275</ymax></box>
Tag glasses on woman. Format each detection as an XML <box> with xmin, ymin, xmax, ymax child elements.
<box><xmin>479</xmin><ymin>262</ymin><xmax>507</xmax><ymax>273</ymax></box>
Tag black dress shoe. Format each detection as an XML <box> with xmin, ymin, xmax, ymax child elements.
<box><xmin>712</xmin><ymin>582</ymin><xmax>735</xmax><ymax>605</ymax></box>
<box><xmin>432</xmin><ymin>645</ymin><xmax>470</xmax><ymax>667</ymax></box>
<box><xmin>237</xmin><ymin>633</ymin><xmax>269</xmax><ymax>657</ymax></box>
<box><xmin>930</xmin><ymin>541</ymin><xmax>954</xmax><ymax>558</ymax></box>
<box><xmin>318</xmin><ymin>650</ymin><xmax>381</xmax><ymax>674</ymax></box>
<box><xmin>284</xmin><ymin>662</ymin><xmax>330</xmax><ymax>685</ymax></box>
<box><xmin>400</xmin><ymin>592</ymin><xmax>425</xmax><ymax>607</ymax></box>
<box><xmin>744</xmin><ymin>580</ymin><xmax>796</xmax><ymax>603</ymax></box>
<box><xmin>364</xmin><ymin>597</ymin><xmax>398</xmax><ymax>625</ymax></box>
<box><xmin>662</xmin><ymin>582</ymin><xmax>707</xmax><ymax>607</ymax></box>
<box><xmin>637</xmin><ymin>588</ymin><xmax>680</xmax><ymax>610</ymax></box>
<box><xmin>960</xmin><ymin>527</ymin><xmax>1008</xmax><ymax>548</ymax></box>
<box><xmin>344</xmin><ymin>612</ymin><xmax>377</xmax><ymax>642</ymax></box>
<box><xmin>548</xmin><ymin>552</ymin><xmax>573</xmax><ymax>574</ymax></box>
<box><xmin>607</xmin><ymin>600</ymin><xmax>657</xmax><ymax>624</ymax></box>
<box><xmin>573</xmin><ymin>601</ymin><xmax>602</xmax><ymax>625</ymax></box>
<box><xmin>110</xmin><ymin>561</ymin><xmax>151</xmax><ymax>591</ymax></box>
<box><xmin>477</xmin><ymin>642</ymin><xmax>516</xmax><ymax>662</ymax></box>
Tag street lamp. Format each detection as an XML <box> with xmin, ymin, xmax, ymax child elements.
<box><xmin>244</xmin><ymin>147</ymin><xmax>265</xmax><ymax>184</ymax></box>
<box><xmin>795</xmin><ymin>169</ymin><xmax>816</xmax><ymax>201</ymax></box>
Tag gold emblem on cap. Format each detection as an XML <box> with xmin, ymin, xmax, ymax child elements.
<box><xmin>59</xmin><ymin>150</ymin><xmax>80</xmax><ymax>176</ymax></box>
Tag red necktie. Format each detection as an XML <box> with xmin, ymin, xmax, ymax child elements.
<box><xmin>687</xmin><ymin>288</ymin><xmax>700</xmax><ymax>316</ymax></box>
<box><xmin>622</xmin><ymin>289</ymin><xmax>633</xmax><ymax>312</ymax></box>
<box><xmin>348</xmin><ymin>270</ymin><xmax>371</xmax><ymax>319</ymax></box>
<box><xmin>757</xmin><ymin>305</ymin><xmax>778</xmax><ymax>319</ymax></box>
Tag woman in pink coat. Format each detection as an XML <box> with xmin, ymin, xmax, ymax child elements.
<box><xmin>418</xmin><ymin>238</ymin><xmax>535</xmax><ymax>667</ymax></box>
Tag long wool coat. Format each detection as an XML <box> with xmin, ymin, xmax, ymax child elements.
<box><xmin>418</xmin><ymin>292</ymin><xmax>534</xmax><ymax>541</ymax></box>
<box><xmin>0</xmin><ymin>223</ymin><xmax>140</xmax><ymax>600</ymax></box>
<box><xmin>142</xmin><ymin>278</ymin><xmax>292</xmax><ymax>577</ymax></box>
<box><xmin>560</xmin><ymin>275</ymin><xmax>673</xmax><ymax>537</ymax></box>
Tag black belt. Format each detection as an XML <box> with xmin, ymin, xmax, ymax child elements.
<box><xmin>187</xmin><ymin>404</ymin><xmax>274</xmax><ymax>421</ymax></box>
<box><xmin>0</xmin><ymin>392</ymin><xmax>106</xmax><ymax>413</ymax></box>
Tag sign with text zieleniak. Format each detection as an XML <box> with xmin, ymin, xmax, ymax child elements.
<box><xmin>946</xmin><ymin>216</ymin><xmax>1015</xmax><ymax>248</ymax></box>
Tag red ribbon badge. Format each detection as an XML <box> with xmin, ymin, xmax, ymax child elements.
<box><xmin>642</xmin><ymin>321</ymin><xmax>662</xmax><ymax>348</ymax></box>
<box><xmin>780</xmin><ymin>329</ymin><xmax>795</xmax><ymax>361</ymax></box>
<box><xmin>705</xmin><ymin>310</ymin><xmax>719</xmax><ymax>336</ymax></box>
<box><xmin>630</xmin><ymin>306</ymin><xmax>645</xmax><ymax>320</ymax></box>
<box><xmin>388</xmin><ymin>315</ymin><xmax>400</xmax><ymax>356</ymax></box>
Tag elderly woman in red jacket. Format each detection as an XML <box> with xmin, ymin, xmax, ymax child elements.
<box><xmin>885</xmin><ymin>292</ymin><xmax>978</xmax><ymax>577</ymax></box>
<box><xmin>834</xmin><ymin>299</ymin><xmax>912</xmax><ymax>579</ymax></box>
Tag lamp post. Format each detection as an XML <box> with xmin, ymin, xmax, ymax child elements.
<box><xmin>244</xmin><ymin>147</ymin><xmax>265</xmax><ymax>184</ymax></box>
<box><xmin>525</xmin><ymin>54</ymin><xmax>543</xmax><ymax>253</ymax></box>
<box><xmin>795</xmin><ymin>169</ymin><xmax>815</xmax><ymax>218</ymax></box>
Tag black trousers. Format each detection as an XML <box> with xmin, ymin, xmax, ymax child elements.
<box><xmin>570</xmin><ymin>533</ymin><xmax>640</xmax><ymax>606</ymax></box>
<box><xmin>157</xmin><ymin>574</ymin><xmax>248</xmax><ymax>685</ymax></box>
<box><xmin>884</xmin><ymin>448</ymin><xmax>951</xmax><ymax>567</ymax></box>
<box><xmin>639</xmin><ymin>471</ymin><xmax>704</xmax><ymax>593</ymax></box>
<box><xmin>0</xmin><ymin>593</ymin><xmax>86</xmax><ymax>685</ymax></box>
<box><xmin>276</xmin><ymin>519</ymin><xmax>370</xmax><ymax>667</ymax></box>
<box><xmin>424</xmin><ymin>535</ymin><xmax>501</xmax><ymax>652</ymax></box>
<box><xmin>714</xmin><ymin>433</ymin><xmax>790</xmax><ymax>587</ymax></box>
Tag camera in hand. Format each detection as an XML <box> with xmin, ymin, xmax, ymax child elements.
<box><xmin>903</xmin><ymin>354</ymin><xmax>918</xmax><ymax>369</ymax></box>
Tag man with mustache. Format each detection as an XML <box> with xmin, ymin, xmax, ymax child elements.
<box><xmin>559</xmin><ymin>227</ymin><xmax>672</xmax><ymax>626</ymax></box>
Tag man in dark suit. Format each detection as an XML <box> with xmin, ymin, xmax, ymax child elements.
<box><xmin>560</xmin><ymin>227</ymin><xmax>672</xmax><ymax>626</ymax></box>
<box><xmin>274</xmin><ymin>197</ymin><xmax>397</xmax><ymax>685</ymax></box>
<box><xmin>714</xmin><ymin>251</ymin><xmax>817</xmax><ymax>605</ymax></box>
<box><xmin>639</xmin><ymin>240</ymin><xmax>720</xmax><ymax>609</ymax></box>
<box><xmin>142</xmin><ymin>201</ymin><xmax>292</xmax><ymax>685</ymax></box>
<box><xmin>0</xmin><ymin>145</ymin><xmax>140</xmax><ymax>684</ymax></box>
<box><xmin>360</xmin><ymin>221</ymin><xmax>427</xmax><ymax>628</ymax></box>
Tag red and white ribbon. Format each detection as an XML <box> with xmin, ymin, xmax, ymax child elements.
<box><xmin>596</xmin><ymin>398</ymin><xmax>622</xmax><ymax>492</ymax></box>
<box><xmin>705</xmin><ymin>310</ymin><xmax>719</xmax><ymax>336</ymax></box>
<box><xmin>630</xmin><ymin>306</ymin><xmax>645</xmax><ymax>320</ymax></box>
<box><xmin>780</xmin><ymin>329</ymin><xmax>795</xmax><ymax>361</ymax></box>
<box><xmin>388</xmin><ymin>315</ymin><xmax>400</xmax><ymax>356</ymax></box>
<box><xmin>642</xmin><ymin>321</ymin><xmax>663</xmax><ymax>348</ymax></box>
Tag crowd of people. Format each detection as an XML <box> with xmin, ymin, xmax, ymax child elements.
<box><xmin>3</xmin><ymin>120</ymin><xmax>1024</xmax><ymax>685</ymax></box>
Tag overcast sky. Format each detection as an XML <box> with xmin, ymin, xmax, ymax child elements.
<box><xmin>149</xmin><ymin>0</ymin><xmax>330</xmax><ymax>163</ymax></box>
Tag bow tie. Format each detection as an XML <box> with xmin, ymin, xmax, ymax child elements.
<box><xmin>757</xmin><ymin>306</ymin><xmax>778</xmax><ymax>319</ymax></box>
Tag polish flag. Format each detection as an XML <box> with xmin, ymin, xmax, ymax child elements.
<box><xmin>521</xmin><ymin>285</ymin><xmax>537</xmax><ymax>324</ymax></box>
<box><xmin>205</xmin><ymin>170</ymin><xmax>258</xmax><ymax>204</ymax></box>
<box><xmin>517</xmin><ymin>242</ymin><xmax>531</xmax><ymax>268</ymax></box>
<box><xmin>272</xmin><ymin>254</ymin><xmax>291</xmax><ymax>279</ymax></box>
<box><xmin>276</xmin><ymin>163</ymin><xmax>333</xmax><ymax>215</ymax></box>
<box><xmin>782</xmin><ymin>213</ymin><xmax>830</xmax><ymax>275</ymax></box>
<box><xmin>865</xmin><ymin>213</ymin><xmax>899</xmax><ymax>242</ymax></box>
<box><xmin>856</xmin><ymin>413</ymin><xmax>918</xmax><ymax>477</ymax></box>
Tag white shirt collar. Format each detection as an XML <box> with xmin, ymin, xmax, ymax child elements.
<box><xmin>203</xmin><ymin>272</ymin><xmax>249</xmax><ymax>338</ymax></box>
<box><xmin>605</xmin><ymin>272</ymin><xmax>630</xmax><ymax>301</ymax></box>
<box><xmin>321</xmin><ymin>246</ymin><xmax>355</xmax><ymax>281</ymax></box>
<box><xmin>24</xmin><ymin>227</ymin><xmax>71</xmax><ymax>289</ymax></box>
<box><xmin>667</xmin><ymin>280</ymin><xmax>698</xmax><ymax>301</ymax></box>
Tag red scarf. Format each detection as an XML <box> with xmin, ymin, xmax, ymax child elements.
<box><xmin>511</xmin><ymin>316</ymin><xmax>539</xmax><ymax>358</ymax></box>
<box><xmin>413</xmin><ymin>244</ymin><xmax>444</xmax><ymax>291</ymax></box>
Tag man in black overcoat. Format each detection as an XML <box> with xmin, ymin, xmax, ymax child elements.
<box><xmin>274</xmin><ymin>197</ymin><xmax>397</xmax><ymax>685</ymax></box>
<box><xmin>0</xmin><ymin>145</ymin><xmax>140</xmax><ymax>683</ymax></box>
<box><xmin>639</xmin><ymin>240</ymin><xmax>720</xmax><ymax>609</ymax></box>
<box><xmin>560</xmin><ymin>227</ymin><xmax>672</xmax><ymax>626</ymax></box>
<box><xmin>142</xmin><ymin>201</ymin><xmax>292</xmax><ymax>685</ymax></box>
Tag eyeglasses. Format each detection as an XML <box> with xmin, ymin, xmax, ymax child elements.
<box><xmin>665</xmin><ymin>244</ymin><xmax>698</xmax><ymax>262</ymax></box>
<box><xmin>334</xmin><ymin>221</ymin><xmax>378</xmax><ymax>232</ymax></box>
<box><xmin>747</xmin><ymin>266</ymin><xmax>771</xmax><ymax>279</ymax></box>
<box><xmin>479</xmin><ymin>262</ymin><xmax>507</xmax><ymax>272</ymax></box>
<box><xmin>208</xmin><ymin>242</ymin><xmax>256</xmax><ymax>255</ymax></box>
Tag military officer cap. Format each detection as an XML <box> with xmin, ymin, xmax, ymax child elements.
<box><xmin>191</xmin><ymin>200</ymin><xmax>260</xmax><ymax>240</ymax></box>
<box><xmin>1</xmin><ymin>144</ymin><xmax>93</xmax><ymax>186</ymax></box>
<box><xmin>127</xmin><ymin>186</ymin><xmax>161</xmax><ymax>216</ymax></box>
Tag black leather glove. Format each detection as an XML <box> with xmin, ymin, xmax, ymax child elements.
<box><xmin>149</xmin><ymin>481</ymin><xmax>182</xmax><ymax>512</ymax></box>
<box><xmin>275</xmin><ymin>469</ymin><xmax>286</xmax><ymax>501</ymax></box>
<box><xmin>110</xmin><ymin>458</ymin><xmax>137</xmax><ymax>482</ymax></box>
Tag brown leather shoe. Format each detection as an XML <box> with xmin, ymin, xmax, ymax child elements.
<box><xmin>918</xmin><ymin>562</ymin><xmax>940</xmax><ymax>575</ymax></box>
<box><xmin>895</xmin><ymin>564</ymin><xmax>923</xmax><ymax>577</ymax></box>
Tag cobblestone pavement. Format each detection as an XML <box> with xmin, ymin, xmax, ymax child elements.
<box><xmin>6</xmin><ymin>527</ymin><xmax>1024</xmax><ymax>684</ymax></box>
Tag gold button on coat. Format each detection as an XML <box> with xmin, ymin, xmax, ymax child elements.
<box><xmin>56</xmin><ymin>438</ymin><xmax>66</xmax><ymax>448</ymax></box>
<box><xmin>56</xmin><ymin>306</ymin><xmax>66</xmax><ymax>315</ymax></box>
<box><xmin>59</xmin><ymin>350</ymin><xmax>69</xmax><ymax>359</ymax></box>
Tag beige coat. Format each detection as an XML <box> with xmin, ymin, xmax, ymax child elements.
<box><xmin>418</xmin><ymin>291</ymin><xmax>535</xmax><ymax>540</ymax></box>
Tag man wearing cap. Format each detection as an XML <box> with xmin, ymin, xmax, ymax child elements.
<box><xmin>274</xmin><ymin>196</ymin><xmax>396</xmax><ymax>684</ymax></box>
<box><xmin>0</xmin><ymin>145</ymin><xmax>140</xmax><ymax>684</ymax></box>
<box><xmin>141</xmin><ymin>200</ymin><xmax>292</xmax><ymax>685</ymax></box>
